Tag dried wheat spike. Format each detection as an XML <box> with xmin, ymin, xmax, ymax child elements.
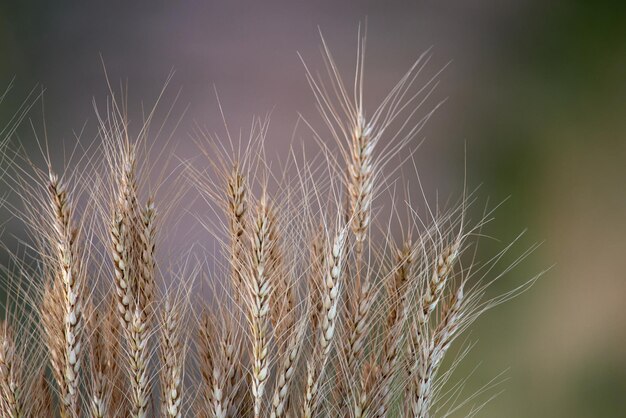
<box><xmin>198</xmin><ymin>311</ymin><xmax>242</xmax><ymax>418</ymax></box>
<box><xmin>409</xmin><ymin>284</ymin><xmax>465</xmax><ymax>418</ymax></box>
<box><xmin>104</xmin><ymin>297</ymin><xmax>127</xmax><ymax>416</ymax></box>
<box><xmin>372</xmin><ymin>242</ymin><xmax>416</xmax><ymax>418</ymax></box>
<box><xmin>419</xmin><ymin>239</ymin><xmax>460</xmax><ymax>323</ymax></box>
<box><xmin>269</xmin><ymin>318</ymin><xmax>306</xmax><ymax>418</ymax></box>
<box><xmin>47</xmin><ymin>172</ymin><xmax>84</xmax><ymax>417</ymax></box>
<box><xmin>226</xmin><ymin>164</ymin><xmax>248</xmax><ymax>303</ymax></box>
<box><xmin>137</xmin><ymin>200</ymin><xmax>156</xmax><ymax>313</ymax></box>
<box><xmin>307</xmin><ymin>228</ymin><xmax>326</xmax><ymax>335</ymax></box>
<box><xmin>197</xmin><ymin>312</ymin><xmax>215</xmax><ymax>417</ymax></box>
<box><xmin>353</xmin><ymin>359</ymin><xmax>380</xmax><ymax>418</ymax></box>
<box><xmin>111</xmin><ymin>146</ymin><xmax>141</xmax><ymax>324</ymax></box>
<box><xmin>348</xmin><ymin>114</ymin><xmax>376</xmax><ymax>254</ymax></box>
<box><xmin>31</xmin><ymin>370</ymin><xmax>53</xmax><ymax>417</ymax></box>
<box><xmin>128</xmin><ymin>307</ymin><xmax>150</xmax><ymax>418</ymax></box>
<box><xmin>0</xmin><ymin>322</ymin><xmax>22</xmax><ymax>418</ymax></box>
<box><xmin>40</xmin><ymin>280</ymin><xmax>65</xmax><ymax>402</ymax></box>
<box><xmin>302</xmin><ymin>228</ymin><xmax>346</xmax><ymax>418</ymax></box>
<box><xmin>110</xmin><ymin>213</ymin><xmax>134</xmax><ymax>329</ymax></box>
<box><xmin>88</xmin><ymin>310</ymin><xmax>111</xmax><ymax>418</ymax></box>
<box><xmin>160</xmin><ymin>299</ymin><xmax>184</xmax><ymax>418</ymax></box>
<box><xmin>244</xmin><ymin>195</ymin><xmax>275</xmax><ymax>418</ymax></box>
<box><xmin>344</xmin><ymin>278</ymin><xmax>375</xmax><ymax>376</ymax></box>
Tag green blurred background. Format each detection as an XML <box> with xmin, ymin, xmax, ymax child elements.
<box><xmin>1</xmin><ymin>1</ymin><xmax>625</xmax><ymax>416</ymax></box>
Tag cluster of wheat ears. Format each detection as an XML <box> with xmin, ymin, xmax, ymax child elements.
<box><xmin>0</xmin><ymin>34</ymin><xmax>536</xmax><ymax>418</ymax></box>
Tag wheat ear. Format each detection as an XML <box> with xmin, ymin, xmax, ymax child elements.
<box><xmin>306</xmin><ymin>227</ymin><xmax>326</xmax><ymax>336</ymax></box>
<box><xmin>48</xmin><ymin>172</ymin><xmax>84</xmax><ymax>417</ymax></box>
<box><xmin>40</xmin><ymin>280</ymin><xmax>64</xmax><ymax>402</ymax></box>
<box><xmin>0</xmin><ymin>322</ymin><xmax>22</xmax><ymax>417</ymax></box>
<box><xmin>339</xmin><ymin>112</ymin><xmax>379</xmax><ymax>413</ymax></box>
<box><xmin>198</xmin><ymin>313</ymin><xmax>224</xmax><ymax>418</ymax></box>
<box><xmin>30</xmin><ymin>369</ymin><xmax>53</xmax><ymax>417</ymax></box>
<box><xmin>197</xmin><ymin>312</ymin><xmax>216</xmax><ymax>417</ymax></box>
<box><xmin>354</xmin><ymin>359</ymin><xmax>380</xmax><ymax>418</ymax></box>
<box><xmin>404</xmin><ymin>238</ymin><xmax>458</xmax><ymax>417</ymax></box>
<box><xmin>243</xmin><ymin>195</ymin><xmax>275</xmax><ymax>418</ymax></box>
<box><xmin>104</xmin><ymin>297</ymin><xmax>126</xmax><ymax>416</ymax></box>
<box><xmin>409</xmin><ymin>284</ymin><xmax>464</xmax><ymax>418</ymax></box>
<box><xmin>269</xmin><ymin>315</ymin><xmax>306</xmax><ymax>418</ymax></box>
<box><xmin>302</xmin><ymin>228</ymin><xmax>346</xmax><ymax>418</ymax></box>
<box><xmin>86</xmin><ymin>308</ymin><xmax>109</xmax><ymax>418</ymax></box>
<box><xmin>348</xmin><ymin>114</ymin><xmax>376</xmax><ymax>255</ymax></box>
<box><xmin>370</xmin><ymin>242</ymin><xmax>416</xmax><ymax>418</ymax></box>
<box><xmin>198</xmin><ymin>311</ymin><xmax>242</xmax><ymax>418</ymax></box>
<box><xmin>419</xmin><ymin>240</ymin><xmax>461</xmax><ymax>323</ymax></box>
<box><xmin>137</xmin><ymin>200</ymin><xmax>156</xmax><ymax>313</ymax></box>
<box><xmin>159</xmin><ymin>298</ymin><xmax>184</xmax><ymax>418</ymax></box>
<box><xmin>126</xmin><ymin>307</ymin><xmax>150</xmax><ymax>418</ymax></box>
<box><xmin>111</xmin><ymin>152</ymin><xmax>154</xmax><ymax>418</ymax></box>
<box><xmin>226</xmin><ymin>164</ymin><xmax>248</xmax><ymax>304</ymax></box>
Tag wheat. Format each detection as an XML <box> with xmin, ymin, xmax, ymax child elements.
<box><xmin>419</xmin><ymin>240</ymin><xmax>461</xmax><ymax>324</ymax></box>
<box><xmin>198</xmin><ymin>312</ymin><xmax>233</xmax><ymax>418</ymax></box>
<box><xmin>30</xmin><ymin>370</ymin><xmax>53</xmax><ymax>417</ymax></box>
<box><xmin>0</xmin><ymin>322</ymin><xmax>22</xmax><ymax>418</ymax></box>
<box><xmin>159</xmin><ymin>298</ymin><xmax>185</xmax><ymax>418</ymax></box>
<box><xmin>226</xmin><ymin>164</ymin><xmax>248</xmax><ymax>304</ymax></box>
<box><xmin>109</xmin><ymin>146</ymin><xmax>157</xmax><ymax>418</ymax></box>
<box><xmin>302</xmin><ymin>228</ymin><xmax>346</xmax><ymax>418</ymax></box>
<box><xmin>269</xmin><ymin>317</ymin><xmax>306</xmax><ymax>418</ymax></box>
<box><xmin>0</xmin><ymin>31</ymin><xmax>536</xmax><ymax>418</ymax></box>
<box><xmin>104</xmin><ymin>297</ymin><xmax>127</xmax><ymax>416</ymax></box>
<box><xmin>372</xmin><ymin>242</ymin><xmax>417</xmax><ymax>418</ymax></box>
<box><xmin>244</xmin><ymin>195</ymin><xmax>276</xmax><ymax>418</ymax></box>
<box><xmin>46</xmin><ymin>172</ymin><xmax>84</xmax><ymax>417</ymax></box>
<box><xmin>409</xmin><ymin>283</ymin><xmax>465</xmax><ymax>418</ymax></box>
<box><xmin>88</xmin><ymin>309</ymin><xmax>110</xmax><ymax>418</ymax></box>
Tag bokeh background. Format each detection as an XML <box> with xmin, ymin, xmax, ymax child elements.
<box><xmin>1</xmin><ymin>1</ymin><xmax>625</xmax><ymax>416</ymax></box>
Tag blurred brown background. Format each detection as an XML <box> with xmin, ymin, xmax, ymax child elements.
<box><xmin>1</xmin><ymin>1</ymin><xmax>625</xmax><ymax>416</ymax></box>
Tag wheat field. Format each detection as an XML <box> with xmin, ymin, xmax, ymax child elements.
<box><xmin>0</xmin><ymin>33</ymin><xmax>536</xmax><ymax>418</ymax></box>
